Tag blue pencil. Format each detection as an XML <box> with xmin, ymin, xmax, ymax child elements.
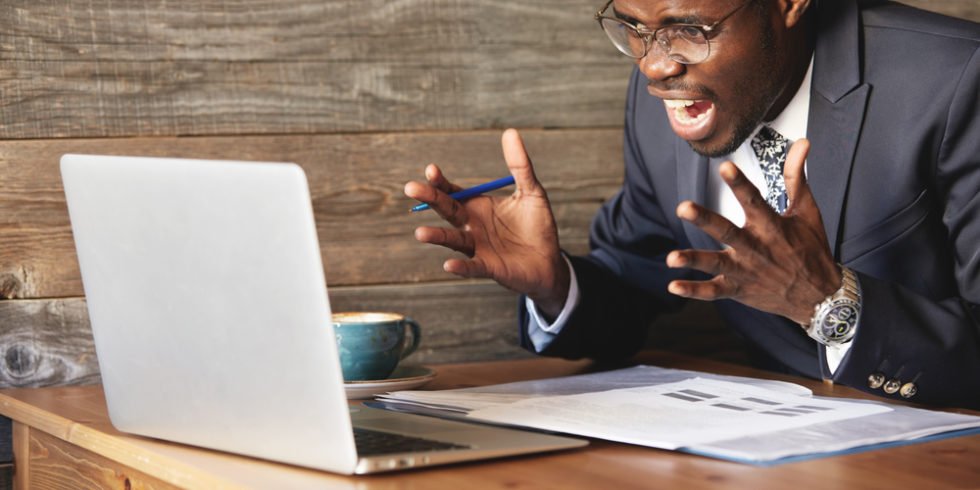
<box><xmin>410</xmin><ymin>175</ymin><xmax>516</xmax><ymax>213</ymax></box>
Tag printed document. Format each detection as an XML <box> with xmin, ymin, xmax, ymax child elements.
<box><xmin>376</xmin><ymin>365</ymin><xmax>980</xmax><ymax>463</ymax></box>
<box><xmin>467</xmin><ymin>377</ymin><xmax>890</xmax><ymax>449</ymax></box>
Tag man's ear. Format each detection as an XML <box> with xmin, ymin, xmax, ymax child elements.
<box><xmin>781</xmin><ymin>0</ymin><xmax>812</xmax><ymax>28</ymax></box>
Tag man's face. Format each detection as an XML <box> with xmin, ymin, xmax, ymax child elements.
<box><xmin>615</xmin><ymin>0</ymin><xmax>790</xmax><ymax>157</ymax></box>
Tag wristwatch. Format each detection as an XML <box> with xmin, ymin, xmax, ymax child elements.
<box><xmin>804</xmin><ymin>265</ymin><xmax>862</xmax><ymax>346</ymax></box>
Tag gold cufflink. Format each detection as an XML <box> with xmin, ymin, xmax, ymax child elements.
<box><xmin>867</xmin><ymin>372</ymin><xmax>886</xmax><ymax>390</ymax></box>
<box><xmin>899</xmin><ymin>382</ymin><xmax>917</xmax><ymax>399</ymax></box>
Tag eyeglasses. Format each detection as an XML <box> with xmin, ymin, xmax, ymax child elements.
<box><xmin>595</xmin><ymin>0</ymin><xmax>752</xmax><ymax>65</ymax></box>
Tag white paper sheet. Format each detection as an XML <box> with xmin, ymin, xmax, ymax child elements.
<box><xmin>466</xmin><ymin>377</ymin><xmax>892</xmax><ymax>449</ymax></box>
<box><xmin>374</xmin><ymin>365</ymin><xmax>980</xmax><ymax>463</ymax></box>
<box><xmin>377</xmin><ymin>365</ymin><xmax>812</xmax><ymax>414</ymax></box>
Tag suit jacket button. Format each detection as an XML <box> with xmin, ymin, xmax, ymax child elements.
<box><xmin>868</xmin><ymin>373</ymin><xmax>886</xmax><ymax>389</ymax></box>
<box><xmin>900</xmin><ymin>382</ymin><xmax>918</xmax><ymax>399</ymax></box>
<box><xmin>883</xmin><ymin>378</ymin><xmax>901</xmax><ymax>394</ymax></box>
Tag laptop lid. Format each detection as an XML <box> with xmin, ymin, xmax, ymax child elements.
<box><xmin>62</xmin><ymin>154</ymin><xmax>359</xmax><ymax>472</ymax></box>
<box><xmin>61</xmin><ymin>154</ymin><xmax>586</xmax><ymax>475</ymax></box>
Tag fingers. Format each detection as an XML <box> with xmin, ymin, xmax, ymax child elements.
<box><xmin>404</xmin><ymin>163</ymin><xmax>467</xmax><ymax>227</ymax></box>
<box><xmin>668</xmin><ymin>275</ymin><xmax>737</xmax><ymax>300</ymax></box>
<box><xmin>676</xmin><ymin>200</ymin><xmax>747</xmax><ymax>248</ymax></box>
<box><xmin>782</xmin><ymin>138</ymin><xmax>819</xmax><ymax>221</ymax></box>
<box><xmin>667</xmin><ymin>249</ymin><xmax>730</xmax><ymax>276</ymax></box>
<box><xmin>413</xmin><ymin>225</ymin><xmax>490</xmax><ymax>280</ymax></box>
<box><xmin>414</xmin><ymin>226</ymin><xmax>476</xmax><ymax>257</ymax></box>
<box><xmin>424</xmin><ymin>164</ymin><xmax>464</xmax><ymax>194</ymax></box>
<box><xmin>403</xmin><ymin>180</ymin><xmax>469</xmax><ymax>228</ymax></box>
<box><xmin>443</xmin><ymin>257</ymin><xmax>489</xmax><ymax>278</ymax></box>
<box><xmin>501</xmin><ymin>129</ymin><xmax>545</xmax><ymax>197</ymax></box>
<box><xmin>667</xmin><ymin>249</ymin><xmax>739</xmax><ymax>300</ymax></box>
<box><xmin>719</xmin><ymin>161</ymin><xmax>773</xmax><ymax>220</ymax></box>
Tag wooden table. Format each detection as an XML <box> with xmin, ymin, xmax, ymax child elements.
<box><xmin>1</xmin><ymin>351</ymin><xmax>978</xmax><ymax>489</ymax></box>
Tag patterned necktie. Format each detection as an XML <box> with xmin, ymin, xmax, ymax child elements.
<box><xmin>750</xmin><ymin>126</ymin><xmax>790</xmax><ymax>214</ymax></box>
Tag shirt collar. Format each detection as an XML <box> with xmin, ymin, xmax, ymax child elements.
<box><xmin>759</xmin><ymin>56</ymin><xmax>814</xmax><ymax>142</ymax></box>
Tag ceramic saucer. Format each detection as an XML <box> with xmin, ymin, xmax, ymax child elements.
<box><xmin>344</xmin><ymin>365</ymin><xmax>436</xmax><ymax>400</ymax></box>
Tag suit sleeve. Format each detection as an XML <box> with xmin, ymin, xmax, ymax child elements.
<box><xmin>834</xmin><ymin>46</ymin><xmax>980</xmax><ymax>409</ymax></box>
<box><xmin>518</xmin><ymin>69</ymin><xmax>700</xmax><ymax>362</ymax></box>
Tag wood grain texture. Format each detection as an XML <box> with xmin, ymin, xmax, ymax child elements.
<box><xmin>0</xmin><ymin>0</ymin><xmax>975</xmax><ymax>141</ymax></box>
<box><xmin>0</xmin><ymin>300</ymin><xmax>99</xmax><ymax>388</ymax></box>
<box><xmin>10</xmin><ymin>424</ymin><xmax>26</xmax><ymax>490</ymax></box>
<box><xmin>0</xmin><ymin>0</ymin><xmax>632</xmax><ymax>139</ymax></box>
<box><xmin>0</xmin><ymin>284</ymin><xmax>745</xmax><ymax>388</ymax></box>
<box><xmin>0</xmin><ymin>129</ymin><xmax>621</xmax><ymax>300</ymax></box>
<box><xmin>0</xmin><ymin>280</ymin><xmax>535</xmax><ymax>388</ymax></box>
<box><xmin>26</xmin><ymin>429</ymin><xmax>181</xmax><ymax>490</ymax></box>
<box><xmin>329</xmin><ymin>281</ymin><xmax>535</xmax><ymax>364</ymax></box>
<box><xmin>0</xmin><ymin>358</ymin><xmax>978</xmax><ymax>489</ymax></box>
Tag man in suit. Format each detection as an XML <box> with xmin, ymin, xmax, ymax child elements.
<box><xmin>404</xmin><ymin>0</ymin><xmax>980</xmax><ymax>408</ymax></box>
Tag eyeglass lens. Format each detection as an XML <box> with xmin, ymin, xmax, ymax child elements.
<box><xmin>599</xmin><ymin>18</ymin><xmax>710</xmax><ymax>64</ymax></box>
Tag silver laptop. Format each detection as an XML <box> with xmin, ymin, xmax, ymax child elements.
<box><xmin>60</xmin><ymin>154</ymin><xmax>586</xmax><ymax>474</ymax></box>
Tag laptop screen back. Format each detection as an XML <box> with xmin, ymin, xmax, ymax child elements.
<box><xmin>61</xmin><ymin>154</ymin><xmax>359</xmax><ymax>473</ymax></box>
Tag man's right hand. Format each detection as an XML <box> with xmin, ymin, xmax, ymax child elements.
<box><xmin>403</xmin><ymin>129</ymin><xmax>570</xmax><ymax>319</ymax></box>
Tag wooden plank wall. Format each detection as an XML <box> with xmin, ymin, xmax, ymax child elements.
<box><xmin>0</xmin><ymin>1</ymin><xmax>976</xmax><ymax>485</ymax></box>
<box><xmin>1</xmin><ymin>0</ymin><xmax>977</xmax><ymax>389</ymax></box>
<box><xmin>0</xmin><ymin>0</ymin><xmax>634</xmax><ymax>391</ymax></box>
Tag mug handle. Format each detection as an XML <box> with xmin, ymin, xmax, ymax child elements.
<box><xmin>400</xmin><ymin>317</ymin><xmax>421</xmax><ymax>359</ymax></box>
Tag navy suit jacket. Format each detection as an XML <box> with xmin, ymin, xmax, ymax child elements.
<box><xmin>519</xmin><ymin>0</ymin><xmax>980</xmax><ymax>409</ymax></box>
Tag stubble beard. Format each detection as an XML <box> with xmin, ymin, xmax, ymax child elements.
<box><xmin>688</xmin><ymin>19</ymin><xmax>781</xmax><ymax>158</ymax></box>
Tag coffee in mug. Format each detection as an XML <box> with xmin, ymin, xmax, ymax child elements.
<box><xmin>332</xmin><ymin>312</ymin><xmax>421</xmax><ymax>381</ymax></box>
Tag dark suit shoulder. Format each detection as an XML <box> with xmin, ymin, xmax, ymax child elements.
<box><xmin>859</xmin><ymin>0</ymin><xmax>980</xmax><ymax>43</ymax></box>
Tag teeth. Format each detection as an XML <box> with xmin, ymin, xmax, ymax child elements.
<box><xmin>664</xmin><ymin>99</ymin><xmax>712</xmax><ymax>125</ymax></box>
<box><xmin>674</xmin><ymin>110</ymin><xmax>708</xmax><ymax>124</ymax></box>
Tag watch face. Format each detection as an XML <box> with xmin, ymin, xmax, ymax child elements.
<box><xmin>818</xmin><ymin>302</ymin><xmax>858</xmax><ymax>341</ymax></box>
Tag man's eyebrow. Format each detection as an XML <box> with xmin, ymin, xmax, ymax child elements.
<box><xmin>612</xmin><ymin>7</ymin><xmax>705</xmax><ymax>28</ymax></box>
<box><xmin>663</xmin><ymin>14</ymin><xmax>705</xmax><ymax>25</ymax></box>
<box><xmin>611</xmin><ymin>7</ymin><xmax>641</xmax><ymax>25</ymax></box>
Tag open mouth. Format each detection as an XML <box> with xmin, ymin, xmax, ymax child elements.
<box><xmin>663</xmin><ymin>99</ymin><xmax>717</xmax><ymax>142</ymax></box>
<box><xmin>665</xmin><ymin>99</ymin><xmax>714</xmax><ymax>124</ymax></box>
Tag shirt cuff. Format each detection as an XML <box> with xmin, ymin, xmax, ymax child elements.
<box><xmin>825</xmin><ymin>334</ymin><xmax>855</xmax><ymax>374</ymax></box>
<box><xmin>525</xmin><ymin>255</ymin><xmax>580</xmax><ymax>352</ymax></box>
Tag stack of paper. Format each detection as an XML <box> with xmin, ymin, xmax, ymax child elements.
<box><xmin>373</xmin><ymin>366</ymin><xmax>980</xmax><ymax>465</ymax></box>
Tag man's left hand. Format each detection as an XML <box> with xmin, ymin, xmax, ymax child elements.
<box><xmin>666</xmin><ymin>138</ymin><xmax>841</xmax><ymax>325</ymax></box>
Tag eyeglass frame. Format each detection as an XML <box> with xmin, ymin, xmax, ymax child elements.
<box><xmin>594</xmin><ymin>0</ymin><xmax>754</xmax><ymax>65</ymax></box>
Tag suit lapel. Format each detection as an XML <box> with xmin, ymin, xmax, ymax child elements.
<box><xmin>807</xmin><ymin>0</ymin><xmax>869</xmax><ymax>259</ymax></box>
<box><xmin>675</xmin><ymin>138</ymin><xmax>720</xmax><ymax>251</ymax></box>
<box><xmin>807</xmin><ymin>87</ymin><xmax>868</xmax><ymax>259</ymax></box>
<box><xmin>674</xmin><ymin>1</ymin><xmax>867</xmax><ymax>258</ymax></box>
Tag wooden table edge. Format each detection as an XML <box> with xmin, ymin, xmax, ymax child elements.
<box><xmin>0</xmin><ymin>392</ymin><xmax>246</xmax><ymax>489</ymax></box>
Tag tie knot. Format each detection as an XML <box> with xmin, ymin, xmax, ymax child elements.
<box><xmin>751</xmin><ymin>126</ymin><xmax>789</xmax><ymax>162</ymax></box>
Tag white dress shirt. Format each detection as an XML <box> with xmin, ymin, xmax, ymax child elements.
<box><xmin>527</xmin><ymin>59</ymin><xmax>854</xmax><ymax>373</ymax></box>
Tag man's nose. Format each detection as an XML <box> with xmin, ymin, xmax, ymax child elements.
<box><xmin>638</xmin><ymin>49</ymin><xmax>685</xmax><ymax>82</ymax></box>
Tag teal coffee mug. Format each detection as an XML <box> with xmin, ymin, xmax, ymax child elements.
<box><xmin>332</xmin><ymin>312</ymin><xmax>421</xmax><ymax>381</ymax></box>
